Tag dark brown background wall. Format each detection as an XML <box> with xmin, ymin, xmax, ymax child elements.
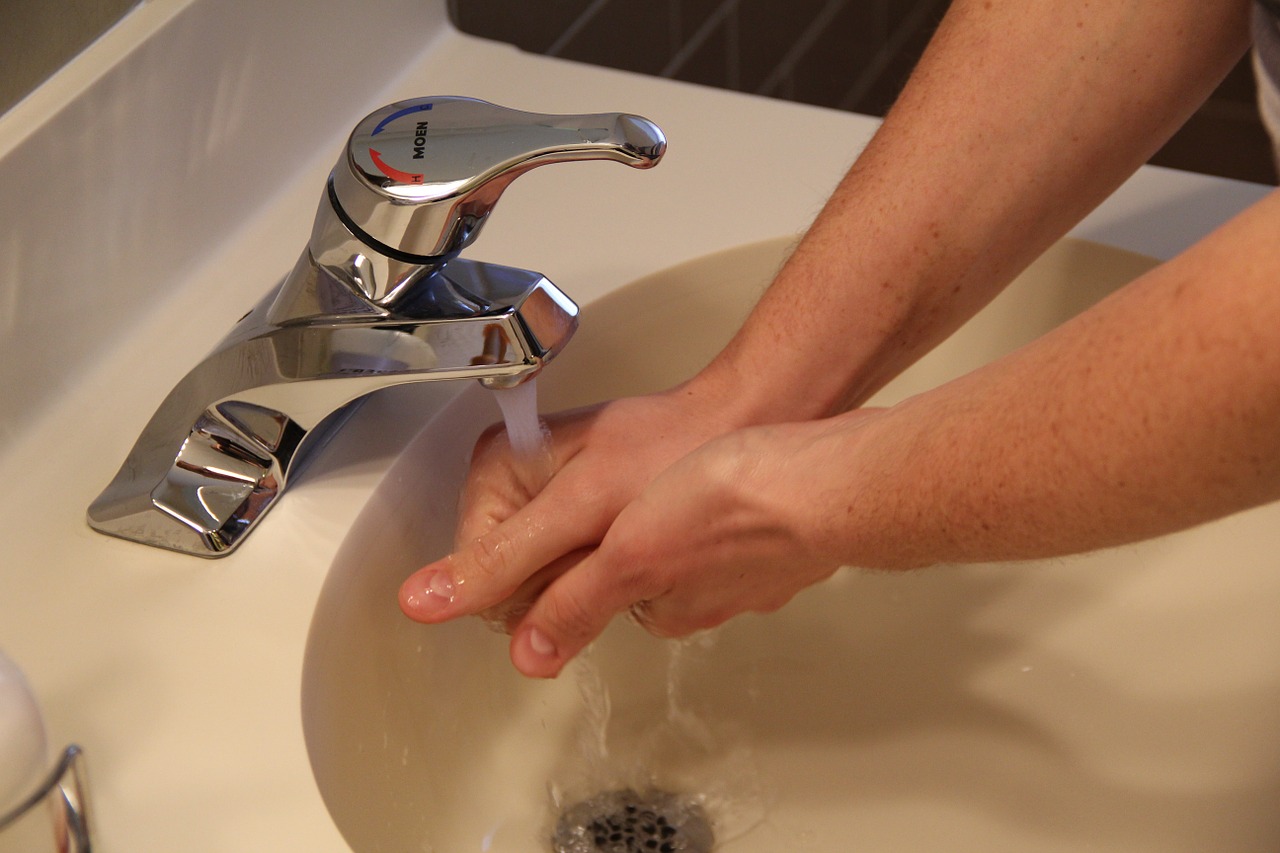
<box><xmin>0</xmin><ymin>0</ymin><xmax>139</xmax><ymax>115</ymax></box>
<box><xmin>451</xmin><ymin>0</ymin><xmax>1279</xmax><ymax>186</ymax></box>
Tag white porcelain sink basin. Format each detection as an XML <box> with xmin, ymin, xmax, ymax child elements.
<box><xmin>302</xmin><ymin>236</ymin><xmax>1280</xmax><ymax>852</ymax></box>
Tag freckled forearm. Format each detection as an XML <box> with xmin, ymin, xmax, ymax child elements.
<box><xmin>698</xmin><ymin>0</ymin><xmax>1253</xmax><ymax>426</ymax></box>
<box><xmin>799</xmin><ymin>191</ymin><xmax>1280</xmax><ymax>568</ymax></box>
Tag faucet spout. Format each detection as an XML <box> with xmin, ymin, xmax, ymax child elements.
<box><xmin>87</xmin><ymin>250</ymin><xmax>577</xmax><ymax>556</ymax></box>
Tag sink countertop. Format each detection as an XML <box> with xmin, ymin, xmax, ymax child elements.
<box><xmin>0</xmin><ymin>2</ymin><xmax>1271</xmax><ymax>850</ymax></box>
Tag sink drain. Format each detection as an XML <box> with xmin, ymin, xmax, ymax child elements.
<box><xmin>551</xmin><ymin>789</ymin><xmax>714</xmax><ymax>853</ymax></box>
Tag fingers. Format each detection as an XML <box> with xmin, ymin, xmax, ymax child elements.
<box><xmin>398</xmin><ymin>495</ymin><xmax>598</xmax><ymax>624</ymax></box>
<box><xmin>397</xmin><ymin>393</ymin><xmax>767</xmax><ymax>677</ymax></box>
<box><xmin>494</xmin><ymin>491</ymin><xmax>842</xmax><ymax>678</ymax></box>
<box><xmin>476</xmin><ymin>548</ymin><xmax>593</xmax><ymax>633</ymax></box>
<box><xmin>507</xmin><ymin>548</ymin><xmax>651</xmax><ymax>678</ymax></box>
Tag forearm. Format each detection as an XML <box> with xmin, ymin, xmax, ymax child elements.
<box><xmin>795</xmin><ymin>189</ymin><xmax>1280</xmax><ymax>568</ymax></box>
<box><xmin>699</xmin><ymin>0</ymin><xmax>1252</xmax><ymax>423</ymax></box>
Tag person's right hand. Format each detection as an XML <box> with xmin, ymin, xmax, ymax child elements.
<box><xmin>397</xmin><ymin>380</ymin><xmax>746</xmax><ymax>657</ymax></box>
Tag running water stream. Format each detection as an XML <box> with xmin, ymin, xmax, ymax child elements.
<box><xmin>492</xmin><ymin>378</ymin><xmax>549</xmax><ymax>462</ymax></box>
<box><xmin>475</xmin><ymin>378</ymin><xmax>554</xmax><ymax>631</ymax></box>
<box><xmin>490</xmin><ymin>379</ymin><xmax>766</xmax><ymax>843</ymax></box>
<box><xmin>561</xmin><ymin>636</ymin><xmax>768</xmax><ymax>845</ymax></box>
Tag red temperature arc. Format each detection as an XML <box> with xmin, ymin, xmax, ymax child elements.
<box><xmin>369</xmin><ymin>148</ymin><xmax>424</xmax><ymax>184</ymax></box>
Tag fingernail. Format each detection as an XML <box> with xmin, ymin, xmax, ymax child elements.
<box><xmin>403</xmin><ymin>570</ymin><xmax>455</xmax><ymax>618</ymax></box>
<box><xmin>514</xmin><ymin>628</ymin><xmax>561</xmax><ymax>678</ymax></box>
<box><xmin>527</xmin><ymin>627</ymin><xmax>556</xmax><ymax>657</ymax></box>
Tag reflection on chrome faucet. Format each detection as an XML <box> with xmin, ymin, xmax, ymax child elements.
<box><xmin>87</xmin><ymin>97</ymin><xmax>665</xmax><ymax>557</ymax></box>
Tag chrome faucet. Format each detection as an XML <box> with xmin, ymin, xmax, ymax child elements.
<box><xmin>87</xmin><ymin>97</ymin><xmax>665</xmax><ymax>557</ymax></box>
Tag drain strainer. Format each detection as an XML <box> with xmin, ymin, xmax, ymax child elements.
<box><xmin>551</xmin><ymin>789</ymin><xmax>714</xmax><ymax>853</ymax></box>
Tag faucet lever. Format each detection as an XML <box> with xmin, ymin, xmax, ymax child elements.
<box><xmin>328</xmin><ymin>97</ymin><xmax>666</xmax><ymax>270</ymax></box>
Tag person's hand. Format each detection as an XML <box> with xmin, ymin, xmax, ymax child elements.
<box><xmin>397</xmin><ymin>382</ymin><xmax>749</xmax><ymax>668</ymax></box>
<box><xmin>400</xmin><ymin>389</ymin><xmax>888</xmax><ymax>677</ymax></box>
<box><xmin>494</xmin><ymin>418</ymin><xmax>859</xmax><ymax>676</ymax></box>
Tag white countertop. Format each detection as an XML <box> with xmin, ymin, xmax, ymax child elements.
<box><xmin>0</xmin><ymin>2</ymin><xmax>1270</xmax><ymax>850</ymax></box>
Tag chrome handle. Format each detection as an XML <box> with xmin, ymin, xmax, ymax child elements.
<box><xmin>328</xmin><ymin>96</ymin><xmax>666</xmax><ymax>264</ymax></box>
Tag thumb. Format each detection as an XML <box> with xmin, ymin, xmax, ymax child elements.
<box><xmin>399</xmin><ymin>499</ymin><xmax>585</xmax><ymax>623</ymax></box>
<box><xmin>507</xmin><ymin>549</ymin><xmax>646</xmax><ymax>678</ymax></box>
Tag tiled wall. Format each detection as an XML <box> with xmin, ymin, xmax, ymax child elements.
<box><xmin>451</xmin><ymin>0</ymin><xmax>1278</xmax><ymax>185</ymax></box>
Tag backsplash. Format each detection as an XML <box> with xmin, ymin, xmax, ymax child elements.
<box><xmin>451</xmin><ymin>0</ymin><xmax>1278</xmax><ymax>185</ymax></box>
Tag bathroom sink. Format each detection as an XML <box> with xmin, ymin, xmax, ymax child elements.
<box><xmin>301</xmin><ymin>236</ymin><xmax>1280</xmax><ymax>853</ymax></box>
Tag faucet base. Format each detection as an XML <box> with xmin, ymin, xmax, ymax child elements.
<box><xmin>88</xmin><ymin>402</ymin><xmax>305</xmax><ymax>556</ymax></box>
<box><xmin>86</xmin><ymin>254</ymin><xmax>578</xmax><ymax>558</ymax></box>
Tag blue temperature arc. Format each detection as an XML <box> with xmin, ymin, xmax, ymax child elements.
<box><xmin>371</xmin><ymin>102</ymin><xmax>433</xmax><ymax>137</ymax></box>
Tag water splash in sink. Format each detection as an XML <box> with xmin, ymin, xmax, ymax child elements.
<box><xmin>553</xmin><ymin>635</ymin><xmax>769</xmax><ymax>847</ymax></box>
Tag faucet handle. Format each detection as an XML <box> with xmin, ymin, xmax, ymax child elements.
<box><xmin>328</xmin><ymin>96</ymin><xmax>666</xmax><ymax>264</ymax></box>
